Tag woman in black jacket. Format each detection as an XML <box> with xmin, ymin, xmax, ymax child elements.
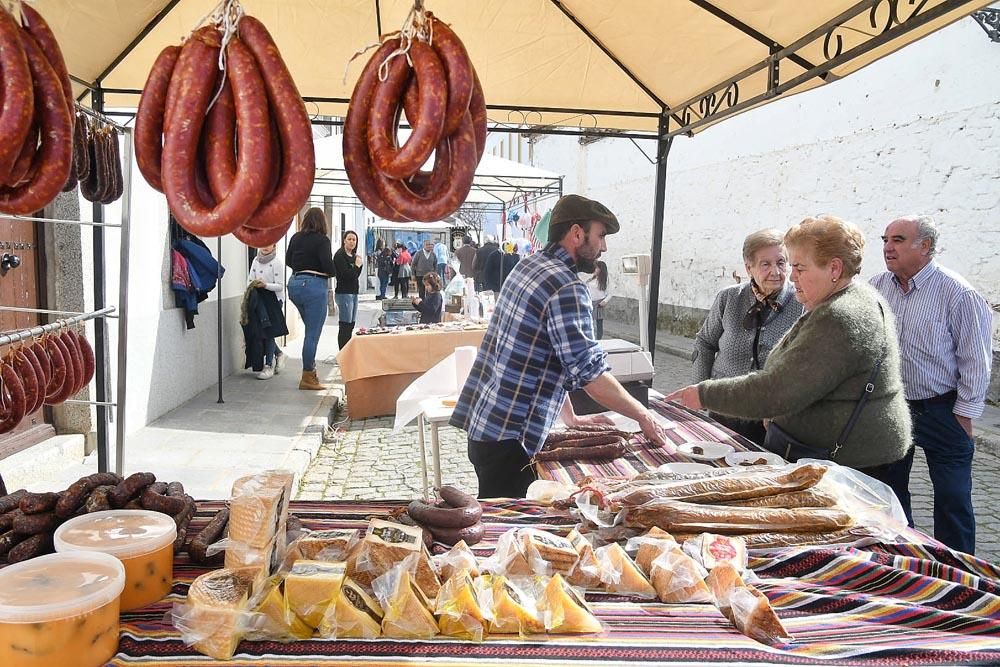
<box><xmin>412</xmin><ymin>272</ymin><xmax>444</xmax><ymax>324</ymax></box>
<box><xmin>333</xmin><ymin>230</ymin><xmax>363</xmax><ymax>349</ymax></box>
<box><xmin>286</xmin><ymin>208</ymin><xmax>336</xmax><ymax>390</ymax></box>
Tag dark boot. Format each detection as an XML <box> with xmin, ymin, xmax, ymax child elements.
<box><xmin>344</xmin><ymin>322</ymin><xmax>356</xmax><ymax>347</ymax></box>
<box><xmin>337</xmin><ymin>323</ymin><xmax>352</xmax><ymax>350</ymax></box>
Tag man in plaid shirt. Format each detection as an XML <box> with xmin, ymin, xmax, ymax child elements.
<box><xmin>450</xmin><ymin>194</ymin><xmax>668</xmax><ymax>498</ymax></box>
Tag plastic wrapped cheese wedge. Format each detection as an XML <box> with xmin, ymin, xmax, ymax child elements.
<box><xmin>564</xmin><ymin>529</ymin><xmax>602</xmax><ymax>589</ymax></box>
<box><xmin>631</xmin><ymin>526</ymin><xmax>677</xmax><ymax>573</ymax></box>
<box><xmin>349</xmin><ymin>519</ymin><xmax>440</xmax><ymax>599</ymax></box>
<box><xmin>730</xmin><ymin>586</ymin><xmax>791</xmax><ymax>644</ymax></box>
<box><xmin>176</xmin><ymin>567</ymin><xmax>259</xmax><ymax>660</ymax></box>
<box><xmin>435</xmin><ymin>569</ymin><xmax>487</xmax><ymax>641</ymax></box>
<box><xmin>537</xmin><ymin>574</ymin><xmax>603</xmax><ymax>634</ymax></box>
<box><xmin>252</xmin><ymin>578</ymin><xmax>313</xmax><ymax>640</ymax></box>
<box><xmin>229</xmin><ymin>470</ymin><xmax>294</xmax><ymax>549</ymax></box>
<box><xmin>373</xmin><ymin>559</ymin><xmax>439</xmax><ymax>640</ymax></box>
<box><xmin>289</xmin><ymin>529</ymin><xmax>359</xmax><ymax>563</ymax></box>
<box><xmin>594</xmin><ymin>543</ymin><xmax>656</xmax><ymax>598</ymax></box>
<box><xmin>648</xmin><ymin>543</ymin><xmax>712</xmax><ymax>604</ymax></box>
<box><xmin>478</xmin><ymin>574</ymin><xmax>545</xmax><ymax>635</ymax></box>
<box><xmin>318</xmin><ymin>577</ymin><xmax>383</xmax><ymax>639</ymax></box>
<box><xmin>284</xmin><ymin>560</ymin><xmax>346</xmax><ymax>629</ymax></box>
<box><xmin>434</xmin><ymin>539</ymin><xmax>480</xmax><ymax>582</ymax></box>
<box><xmin>520</xmin><ymin>529</ymin><xmax>580</xmax><ymax>576</ymax></box>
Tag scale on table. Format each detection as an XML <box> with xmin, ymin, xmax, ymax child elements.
<box><xmin>569</xmin><ymin>252</ymin><xmax>655</xmax><ymax>415</ymax></box>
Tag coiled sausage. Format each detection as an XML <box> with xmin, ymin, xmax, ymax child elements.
<box><xmin>0</xmin><ymin>9</ymin><xmax>34</xmax><ymax>181</ymax></box>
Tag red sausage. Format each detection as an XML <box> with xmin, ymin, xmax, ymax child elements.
<box><xmin>470</xmin><ymin>70</ymin><xmax>487</xmax><ymax>162</ymax></box>
<box><xmin>59</xmin><ymin>331</ymin><xmax>83</xmax><ymax>398</ymax></box>
<box><xmin>0</xmin><ymin>360</ymin><xmax>27</xmax><ymax>435</ymax></box>
<box><xmin>368</xmin><ymin>41</ymin><xmax>446</xmax><ymax>180</ymax></box>
<box><xmin>0</xmin><ymin>30</ymin><xmax>73</xmax><ymax>216</ymax></box>
<box><xmin>0</xmin><ymin>9</ymin><xmax>34</xmax><ymax>181</ymax></box>
<box><xmin>203</xmin><ymin>77</ymin><xmax>236</xmax><ymax>202</ymax></box>
<box><xmin>236</xmin><ymin>16</ymin><xmax>315</xmax><ymax>231</ymax></box>
<box><xmin>44</xmin><ymin>335</ymin><xmax>75</xmax><ymax>405</ymax></box>
<box><xmin>21</xmin><ymin>344</ymin><xmax>47</xmax><ymax>414</ymax></box>
<box><xmin>42</xmin><ymin>337</ymin><xmax>66</xmax><ymax>404</ymax></box>
<box><xmin>4</xmin><ymin>112</ymin><xmax>39</xmax><ymax>188</ymax></box>
<box><xmin>73</xmin><ymin>331</ymin><xmax>96</xmax><ymax>389</ymax></box>
<box><xmin>20</xmin><ymin>4</ymin><xmax>74</xmax><ymax>121</ymax></box>
<box><xmin>162</xmin><ymin>30</ymin><xmax>270</xmax><ymax>237</ymax></box>
<box><xmin>343</xmin><ymin>38</ymin><xmax>409</xmax><ymax>221</ymax></box>
<box><xmin>232</xmin><ymin>219</ymin><xmax>292</xmax><ymax>248</ymax></box>
<box><xmin>427</xmin><ymin>15</ymin><xmax>474</xmax><ymax>137</ymax></box>
<box><xmin>10</xmin><ymin>350</ymin><xmax>39</xmax><ymax>422</ymax></box>
<box><xmin>134</xmin><ymin>45</ymin><xmax>180</xmax><ymax>193</ymax></box>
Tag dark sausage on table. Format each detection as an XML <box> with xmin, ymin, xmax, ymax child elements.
<box><xmin>19</xmin><ymin>492</ymin><xmax>60</xmax><ymax>515</ymax></box>
<box><xmin>421</xmin><ymin>521</ymin><xmax>484</xmax><ymax>547</ymax></box>
<box><xmin>7</xmin><ymin>532</ymin><xmax>53</xmax><ymax>563</ymax></box>
<box><xmin>110</xmin><ymin>472</ymin><xmax>157</xmax><ymax>508</ymax></box>
<box><xmin>56</xmin><ymin>472</ymin><xmax>122</xmax><ymax>518</ymax></box>
<box><xmin>533</xmin><ymin>441</ymin><xmax>628</xmax><ymax>462</ymax></box>
<box><xmin>12</xmin><ymin>511</ymin><xmax>60</xmax><ymax>536</ymax></box>
<box><xmin>188</xmin><ymin>508</ymin><xmax>229</xmax><ymax>564</ymax></box>
<box><xmin>543</xmin><ymin>434</ymin><xmax>625</xmax><ymax>451</ymax></box>
<box><xmin>141</xmin><ymin>483</ymin><xmax>187</xmax><ymax>515</ymax></box>
<box><xmin>0</xmin><ymin>489</ymin><xmax>27</xmax><ymax>514</ymax></box>
<box><xmin>0</xmin><ymin>530</ymin><xmax>28</xmax><ymax>560</ymax></box>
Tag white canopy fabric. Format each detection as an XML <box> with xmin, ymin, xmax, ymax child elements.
<box><xmin>45</xmin><ymin>0</ymin><xmax>991</xmax><ymax>136</ymax></box>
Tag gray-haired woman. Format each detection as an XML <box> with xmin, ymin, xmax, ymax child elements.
<box><xmin>691</xmin><ymin>229</ymin><xmax>803</xmax><ymax>445</ymax></box>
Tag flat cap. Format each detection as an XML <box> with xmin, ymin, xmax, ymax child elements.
<box><xmin>547</xmin><ymin>194</ymin><xmax>620</xmax><ymax>242</ymax></box>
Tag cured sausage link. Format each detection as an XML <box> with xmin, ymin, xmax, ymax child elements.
<box><xmin>0</xmin><ymin>360</ymin><xmax>27</xmax><ymax>434</ymax></box>
<box><xmin>19</xmin><ymin>4</ymin><xmax>73</xmax><ymax>120</ymax></box>
<box><xmin>0</xmin><ymin>30</ymin><xmax>72</xmax><ymax>215</ymax></box>
<box><xmin>232</xmin><ymin>219</ymin><xmax>293</xmax><ymax>248</ymax></box>
<box><xmin>134</xmin><ymin>45</ymin><xmax>180</xmax><ymax>193</ymax></box>
<box><xmin>428</xmin><ymin>15</ymin><xmax>474</xmax><ymax>137</ymax></box>
<box><xmin>0</xmin><ymin>9</ymin><xmax>34</xmax><ymax>181</ymax></box>
<box><xmin>162</xmin><ymin>29</ymin><xmax>270</xmax><ymax>237</ymax></box>
<box><xmin>236</xmin><ymin>16</ymin><xmax>314</xmax><ymax>231</ymax></box>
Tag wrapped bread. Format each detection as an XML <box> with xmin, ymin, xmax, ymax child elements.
<box><xmin>348</xmin><ymin>519</ymin><xmax>440</xmax><ymax>598</ymax></box>
<box><xmin>624</xmin><ymin>497</ymin><xmax>853</xmax><ymax>534</ymax></box>
<box><xmin>682</xmin><ymin>533</ymin><xmax>747</xmax><ymax>571</ymax></box>
<box><xmin>435</xmin><ymin>569</ymin><xmax>488</xmax><ymax>641</ymax></box>
<box><xmin>594</xmin><ymin>543</ymin><xmax>655</xmax><ymax>598</ymax></box>
<box><xmin>284</xmin><ymin>560</ymin><xmax>346</xmax><ymax>628</ymax></box>
<box><xmin>318</xmin><ymin>577</ymin><xmax>384</xmax><ymax>639</ymax></box>
<box><xmin>178</xmin><ymin>567</ymin><xmax>259</xmax><ymax>660</ymax></box>
<box><xmin>537</xmin><ymin>574</ymin><xmax>603</xmax><ymax>634</ymax></box>
<box><xmin>373</xmin><ymin>564</ymin><xmax>439</xmax><ymax>639</ymax></box>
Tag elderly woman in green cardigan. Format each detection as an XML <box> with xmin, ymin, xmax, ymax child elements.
<box><xmin>668</xmin><ymin>215</ymin><xmax>913</xmax><ymax>508</ymax></box>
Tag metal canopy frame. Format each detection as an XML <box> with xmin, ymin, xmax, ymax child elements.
<box><xmin>73</xmin><ymin>0</ymin><xmax>983</xmax><ymax>360</ymax></box>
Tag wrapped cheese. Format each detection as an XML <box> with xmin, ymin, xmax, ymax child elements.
<box><xmin>284</xmin><ymin>560</ymin><xmax>346</xmax><ymax>629</ymax></box>
<box><xmin>349</xmin><ymin>519</ymin><xmax>440</xmax><ymax>599</ymax></box>
<box><xmin>373</xmin><ymin>564</ymin><xmax>439</xmax><ymax>639</ymax></box>
<box><xmin>537</xmin><ymin>574</ymin><xmax>603</xmax><ymax>634</ymax></box>
<box><xmin>252</xmin><ymin>578</ymin><xmax>313</xmax><ymax>640</ymax></box>
<box><xmin>648</xmin><ymin>543</ymin><xmax>712</xmax><ymax>604</ymax></box>
<box><xmin>478</xmin><ymin>575</ymin><xmax>544</xmax><ymax>635</ymax></box>
<box><xmin>229</xmin><ymin>470</ymin><xmax>294</xmax><ymax>548</ymax></box>
<box><xmin>177</xmin><ymin>567</ymin><xmax>258</xmax><ymax>660</ymax></box>
<box><xmin>289</xmin><ymin>529</ymin><xmax>359</xmax><ymax>563</ymax></box>
<box><xmin>730</xmin><ymin>586</ymin><xmax>791</xmax><ymax>644</ymax></box>
<box><xmin>434</xmin><ymin>540</ymin><xmax>480</xmax><ymax>582</ymax></box>
<box><xmin>565</xmin><ymin>529</ymin><xmax>602</xmax><ymax>589</ymax></box>
<box><xmin>705</xmin><ymin>561</ymin><xmax>746</xmax><ymax>614</ymax></box>
<box><xmin>594</xmin><ymin>543</ymin><xmax>656</xmax><ymax>598</ymax></box>
<box><xmin>318</xmin><ymin>577</ymin><xmax>384</xmax><ymax>639</ymax></box>
<box><xmin>435</xmin><ymin>569</ymin><xmax>487</xmax><ymax>641</ymax></box>
<box><xmin>520</xmin><ymin>529</ymin><xmax>579</xmax><ymax>576</ymax></box>
<box><xmin>632</xmin><ymin>526</ymin><xmax>677</xmax><ymax>573</ymax></box>
<box><xmin>682</xmin><ymin>533</ymin><xmax>748</xmax><ymax>571</ymax></box>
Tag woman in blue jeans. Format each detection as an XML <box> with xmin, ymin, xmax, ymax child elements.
<box><xmin>332</xmin><ymin>230</ymin><xmax>363</xmax><ymax>350</ymax></box>
<box><xmin>285</xmin><ymin>208</ymin><xmax>336</xmax><ymax>390</ymax></box>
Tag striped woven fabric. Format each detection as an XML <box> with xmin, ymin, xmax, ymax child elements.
<box><xmin>536</xmin><ymin>399</ymin><xmax>758</xmax><ymax>484</ymax></box>
<box><xmin>109</xmin><ymin>499</ymin><xmax>1000</xmax><ymax>665</ymax></box>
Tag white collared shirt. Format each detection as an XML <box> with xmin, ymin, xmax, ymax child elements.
<box><xmin>870</xmin><ymin>261</ymin><xmax>993</xmax><ymax>418</ymax></box>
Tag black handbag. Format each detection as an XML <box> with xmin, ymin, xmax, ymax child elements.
<box><xmin>764</xmin><ymin>303</ymin><xmax>887</xmax><ymax>462</ymax></box>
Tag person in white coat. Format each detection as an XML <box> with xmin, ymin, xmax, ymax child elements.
<box><xmin>248</xmin><ymin>243</ymin><xmax>286</xmax><ymax>379</ymax></box>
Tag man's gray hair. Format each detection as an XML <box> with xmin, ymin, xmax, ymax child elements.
<box><xmin>895</xmin><ymin>214</ymin><xmax>939</xmax><ymax>256</ymax></box>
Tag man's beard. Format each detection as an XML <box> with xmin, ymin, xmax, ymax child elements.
<box><xmin>576</xmin><ymin>256</ymin><xmax>597</xmax><ymax>273</ymax></box>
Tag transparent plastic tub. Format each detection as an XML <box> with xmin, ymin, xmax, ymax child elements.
<box><xmin>54</xmin><ymin>509</ymin><xmax>177</xmax><ymax>611</ymax></box>
<box><xmin>0</xmin><ymin>551</ymin><xmax>125</xmax><ymax>667</ymax></box>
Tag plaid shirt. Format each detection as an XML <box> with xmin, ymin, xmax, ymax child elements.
<box><xmin>450</xmin><ymin>246</ymin><xmax>609</xmax><ymax>456</ymax></box>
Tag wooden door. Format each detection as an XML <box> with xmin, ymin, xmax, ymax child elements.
<box><xmin>0</xmin><ymin>216</ymin><xmax>54</xmax><ymax>458</ymax></box>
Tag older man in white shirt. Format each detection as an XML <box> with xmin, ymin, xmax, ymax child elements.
<box><xmin>870</xmin><ymin>215</ymin><xmax>993</xmax><ymax>555</ymax></box>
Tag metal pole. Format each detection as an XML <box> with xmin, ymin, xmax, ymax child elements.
<box><xmin>91</xmin><ymin>87</ymin><xmax>110</xmax><ymax>474</ymax></box>
<box><xmin>647</xmin><ymin>114</ymin><xmax>673</xmax><ymax>362</ymax></box>
<box><xmin>217</xmin><ymin>237</ymin><xmax>224</xmax><ymax>404</ymax></box>
<box><xmin>114</xmin><ymin>128</ymin><xmax>133</xmax><ymax>476</ymax></box>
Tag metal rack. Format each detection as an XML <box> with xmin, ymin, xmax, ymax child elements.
<box><xmin>0</xmin><ymin>103</ymin><xmax>133</xmax><ymax>476</ymax></box>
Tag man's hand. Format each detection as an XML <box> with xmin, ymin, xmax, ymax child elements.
<box><xmin>637</xmin><ymin>410</ymin><xmax>668</xmax><ymax>448</ymax></box>
<box><xmin>955</xmin><ymin>414</ymin><xmax>974</xmax><ymax>438</ymax></box>
<box><xmin>665</xmin><ymin>385</ymin><xmax>703</xmax><ymax>411</ymax></box>
<box><xmin>566</xmin><ymin>412</ymin><xmax>615</xmax><ymax>428</ymax></box>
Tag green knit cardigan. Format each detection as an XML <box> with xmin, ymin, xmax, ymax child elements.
<box><xmin>698</xmin><ymin>282</ymin><xmax>911</xmax><ymax>469</ymax></box>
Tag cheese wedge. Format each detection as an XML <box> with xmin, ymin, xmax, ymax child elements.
<box><xmin>349</xmin><ymin>520</ymin><xmax>440</xmax><ymax>599</ymax></box>
<box><xmin>435</xmin><ymin>570</ymin><xmax>487</xmax><ymax>641</ymax></box>
<box><xmin>648</xmin><ymin>544</ymin><xmax>712</xmax><ymax>603</ymax></box>
<box><xmin>436</xmin><ymin>540</ymin><xmax>480</xmax><ymax>582</ymax></box>
<box><xmin>705</xmin><ymin>561</ymin><xmax>747</xmax><ymax>617</ymax></box>
<box><xmin>284</xmin><ymin>560</ymin><xmax>346</xmax><ymax>629</ymax></box>
<box><xmin>731</xmin><ymin>585</ymin><xmax>791</xmax><ymax>644</ymax></box>
<box><xmin>538</xmin><ymin>574</ymin><xmax>603</xmax><ymax>634</ymax></box>
<box><xmin>634</xmin><ymin>526</ymin><xmax>677</xmax><ymax>573</ymax></box>
<box><xmin>254</xmin><ymin>581</ymin><xmax>313</xmax><ymax>640</ymax></box>
<box><xmin>565</xmin><ymin>529</ymin><xmax>602</xmax><ymax>589</ymax></box>
<box><xmin>292</xmin><ymin>529</ymin><xmax>359</xmax><ymax>562</ymax></box>
<box><xmin>684</xmin><ymin>533</ymin><xmax>747</xmax><ymax>571</ymax></box>
<box><xmin>318</xmin><ymin>577</ymin><xmax>383</xmax><ymax>639</ymax></box>
<box><xmin>483</xmin><ymin>575</ymin><xmax>545</xmax><ymax>635</ymax></box>
<box><xmin>224</xmin><ymin>539</ymin><xmax>277</xmax><ymax>587</ymax></box>
<box><xmin>380</xmin><ymin>569</ymin><xmax>439</xmax><ymax>639</ymax></box>
<box><xmin>596</xmin><ymin>543</ymin><xmax>656</xmax><ymax>598</ymax></box>
<box><xmin>229</xmin><ymin>470</ymin><xmax>294</xmax><ymax>549</ymax></box>
<box><xmin>184</xmin><ymin>567</ymin><xmax>258</xmax><ymax>660</ymax></box>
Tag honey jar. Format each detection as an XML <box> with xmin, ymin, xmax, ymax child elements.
<box><xmin>54</xmin><ymin>509</ymin><xmax>177</xmax><ymax>611</ymax></box>
<box><xmin>0</xmin><ymin>551</ymin><xmax>125</xmax><ymax>667</ymax></box>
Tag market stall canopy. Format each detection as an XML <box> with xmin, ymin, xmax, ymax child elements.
<box><xmin>311</xmin><ymin>136</ymin><xmax>562</xmax><ymax>207</ymax></box>
<box><xmin>48</xmin><ymin>0</ymin><xmax>991</xmax><ymax>137</ymax></box>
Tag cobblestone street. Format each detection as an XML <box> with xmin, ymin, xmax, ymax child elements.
<box><xmin>298</xmin><ymin>346</ymin><xmax>1000</xmax><ymax>564</ymax></box>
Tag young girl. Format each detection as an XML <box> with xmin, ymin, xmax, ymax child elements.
<box><xmin>584</xmin><ymin>260</ymin><xmax>611</xmax><ymax>339</ymax></box>
<box><xmin>411</xmin><ymin>272</ymin><xmax>443</xmax><ymax>324</ymax></box>
<box><xmin>247</xmin><ymin>242</ymin><xmax>285</xmax><ymax>379</ymax></box>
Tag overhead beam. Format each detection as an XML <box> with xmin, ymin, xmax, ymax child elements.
<box><xmin>94</xmin><ymin>0</ymin><xmax>184</xmax><ymax>85</ymax></box>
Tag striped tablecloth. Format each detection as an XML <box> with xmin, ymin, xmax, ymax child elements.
<box><xmin>536</xmin><ymin>398</ymin><xmax>760</xmax><ymax>484</ymax></box>
<box><xmin>111</xmin><ymin>499</ymin><xmax>1000</xmax><ymax>666</ymax></box>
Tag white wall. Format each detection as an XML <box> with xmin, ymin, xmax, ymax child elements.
<box><xmin>530</xmin><ymin>16</ymin><xmax>1000</xmax><ymax>343</ymax></box>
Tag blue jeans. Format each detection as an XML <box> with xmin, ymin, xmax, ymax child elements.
<box><xmin>287</xmin><ymin>274</ymin><xmax>329</xmax><ymax>371</ymax></box>
<box><xmin>334</xmin><ymin>293</ymin><xmax>358</xmax><ymax>324</ymax></box>
<box><xmin>436</xmin><ymin>262</ymin><xmax>446</xmax><ymax>280</ymax></box>
<box><xmin>908</xmin><ymin>399</ymin><xmax>976</xmax><ymax>554</ymax></box>
<box><xmin>378</xmin><ymin>275</ymin><xmax>389</xmax><ymax>298</ymax></box>
<box><xmin>264</xmin><ymin>338</ymin><xmax>277</xmax><ymax>367</ymax></box>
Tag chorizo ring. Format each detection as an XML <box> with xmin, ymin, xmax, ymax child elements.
<box><xmin>469</xmin><ymin>69</ymin><xmax>487</xmax><ymax>162</ymax></box>
<box><xmin>4</xmin><ymin>113</ymin><xmax>39</xmax><ymax>188</ymax></box>
<box><xmin>41</xmin><ymin>337</ymin><xmax>66</xmax><ymax>403</ymax></box>
<box><xmin>237</xmin><ymin>16</ymin><xmax>315</xmax><ymax>230</ymax></box>
<box><xmin>427</xmin><ymin>15</ymin><xmax>474</xmax><ymax>137</ymax></box>
<box><xmin>134</xmin><ymin>45</ymin><xmax>180</xmax><ymax>193</ymax></box>
<box><xmin>343</xmin><ymin>38</ymin><xmax>410</xmax><ymax>222</ymax></box>
<box><xmin>10</xmin><ymin>350</ymin><xmax>40</xmax><ymax>422</ymax></box>
<box><xmin>203</xmin><ymin>77</ymin><xmax>236</xmax><ymax>202</ymax></box>
<box><xmin>0</xmin><ymin>359</ymin><xmax>27</xmax><ymax>434</ymax></box>
<box><xmin>0</xmin><ymin>9</ymin><xmax>34</xmax><ymax>181</ymax></box>
<box><xmin>45</xmin><ymin>334</ymin><xmax>75</xmax><ymax>405</ymax></box>
<box><xmin>422</xmin><ymin>521</ymin><xmax>484</xmax><ymax>547</ymax></box>
<box><xmin>162</xmin><ymin>29</ymin><xmax>270</xmax><ymax>237</ymax></box>
<box><xmin>110</xmin><ymin>472</ymin><xmax>156</xmax><ymax>508</ymax></box>
<box><xmin>59</xmin><ymin>331</ymin><xmax>84</xmax><ymax>397</ymax></box>
<box><xmin>232</xmin><ymin>219</ymin><xmax>293</xmax><ymax>248</ymax></box>
<box><xmin>0</xmin><ymin>30</ymin><xmax>72</xmax><ymax>216</ymax></box>
<box><xmin>408</xmin><ymin>493</ymin><xmax>481</xmax><ymax>529</ymax></box>
<box><xmin>22</xmin><ymin>345</ymin><xmax>47</xmax><ymax>415</ymax></box>
<box><xmin>20</xmin><ymin>4</ymin><xmax>74</xmax><ymax>120</ymax></box>
<box><xmin>140</xmin><ymin>483</ymin><xmax>187</xmax><ymax>515</ymax></box>
<box><xmin>73</xmin><ymin>331</ymin><xmax>96</xmax><ymax>389</ymax></box>
<box><xmin>368</xmin><ymin>40</ymin><xmax>446</xmax><ymax>180</ymax></box>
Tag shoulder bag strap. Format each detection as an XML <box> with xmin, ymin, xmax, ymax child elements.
<box><xmin>831</xmin><ymin>302</ymin><xmax>888</xmax><ymax>459</ymax></box>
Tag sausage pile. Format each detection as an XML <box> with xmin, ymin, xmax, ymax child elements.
<box><xmin>0</xmin><ymin>472</ymin><xmax>196</xmax><ymax>564</ymax></box>
<box><xmin>345</xmin><ymin>12</ymin><xmax>487</xmax><ymax>223</ymax></box>
<box><xmin>135</xmin><ymin>12</ymin><xmax>314</xmax><ymax>244</ymax></box>
<box><xmin>534</xmin><ymin>425</ymin><xmax>631</xmax><ymax>462</ymax></box>
<box><xmin>405</xmin><ymin>485</ymin><xmax>484</xmax><ymax>546</ymax></box>
<box><xmin>0</xmin><ymin>330</ymin><xmax>96</xmax><ymax>435</ymax></box>
<box><xmin>74</xmin><ymin>114</ymin><xmax>125</xmax><ymax>204</ymax></box>
<box><xmin>0</xmin><ymin>5</ymin><xmax>73</xmax><ymax>215</ymax></box>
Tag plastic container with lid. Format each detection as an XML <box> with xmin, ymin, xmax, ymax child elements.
<box><xmin>0</xmin><ymin>551</ymin><xmax>125</xmax><ymax>667</ymax></box>
<box><xmin>54</xmin><ymin>509</ymin><xmax>177</xmax><ymax>611</ymax></box>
